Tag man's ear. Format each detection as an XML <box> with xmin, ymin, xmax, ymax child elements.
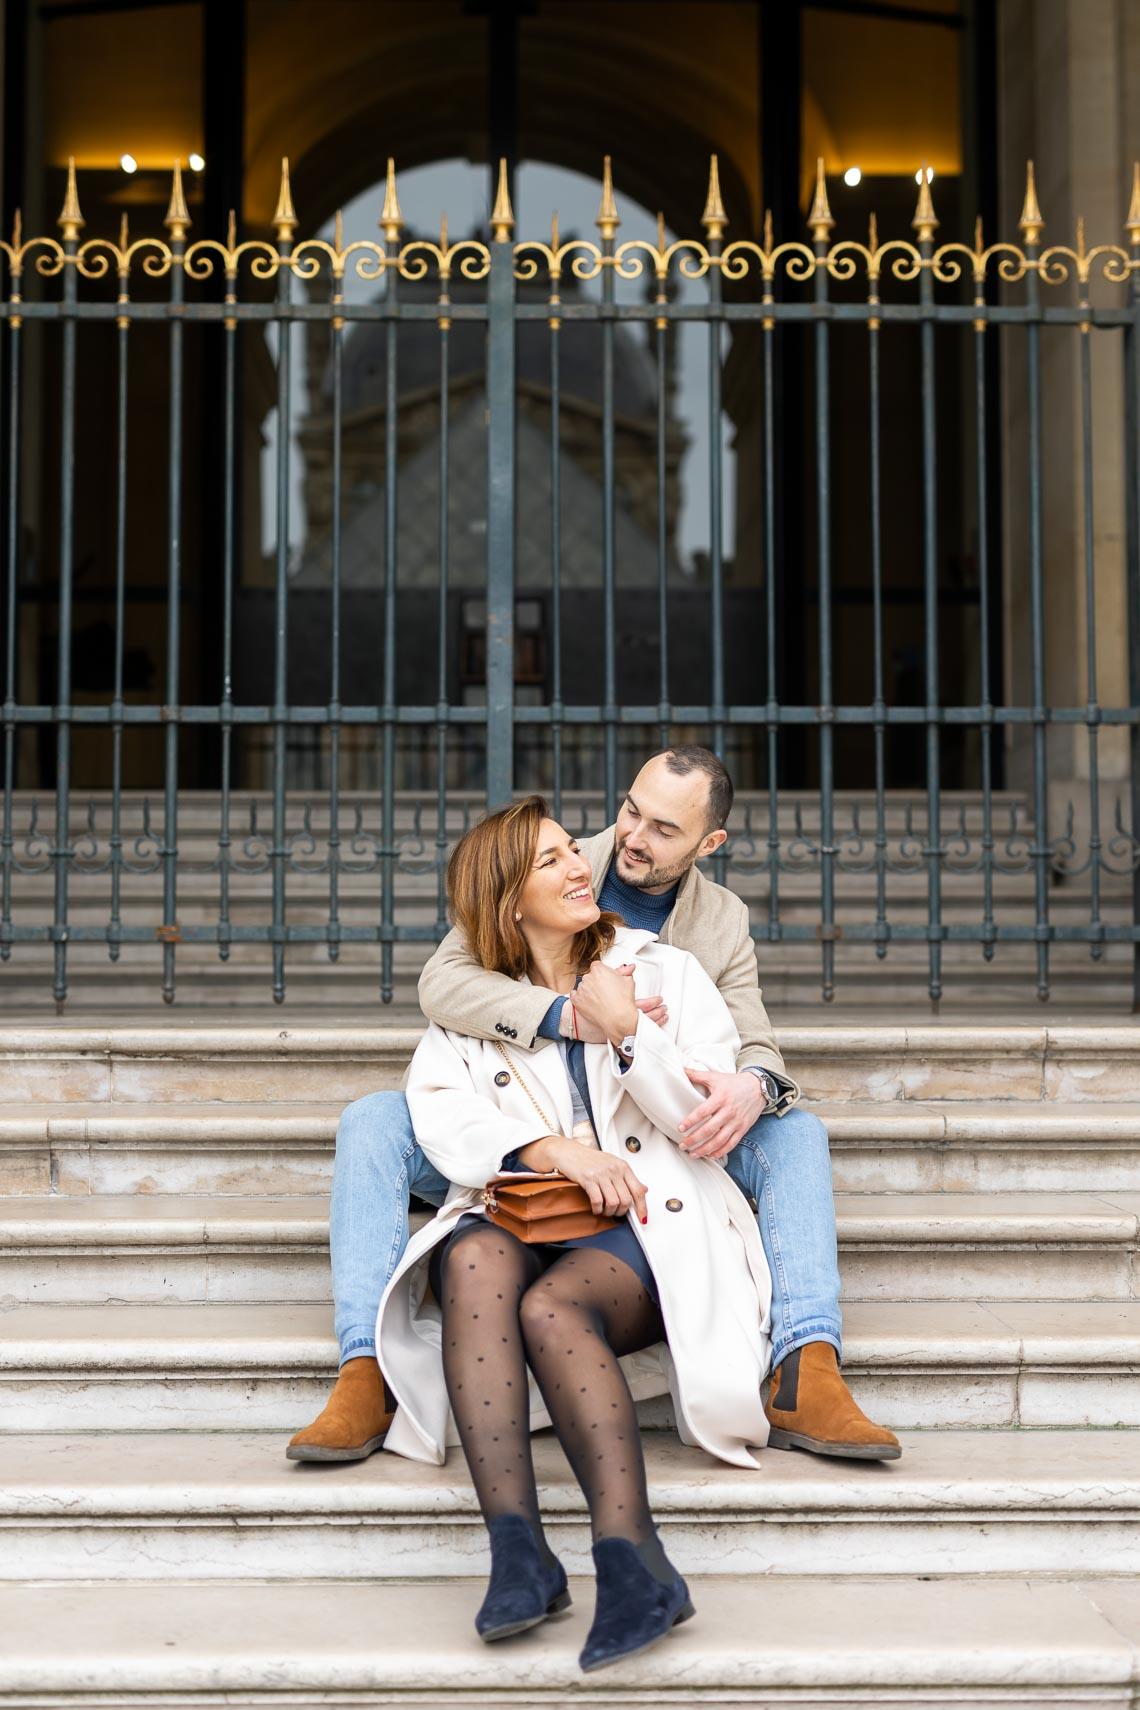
<box><xmin>698</xmin><ymin>827</ymin><xmax>728</xmax><ymax>860</ymax></box>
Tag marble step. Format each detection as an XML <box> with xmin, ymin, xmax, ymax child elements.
<box><xmin>5</xmin><ymin>1100</ymin><xmax>1140</xmax><ymax>1201</ymax></box>
<box><xmin>0</xmin><ymin>1576</ymin><xmax>1137</xmax><ymax>1707</ymax></box>
<box><xmin>3</xmin><ymin>1430</ymin><xmax>1138</xmax><ymax>1583</ymax></box>
<box><xmin>3</xmin><ymin>1191</ymin><xmax>1139</xmax><ymax>1305</ymax></box>
<box><xmin>1</xmin><ymin>1300</ymin><xmax>1138</xmax><ymax>1433</ymax></box>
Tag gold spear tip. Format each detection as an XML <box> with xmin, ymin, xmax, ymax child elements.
<box><xmin>974</xmin><ymin>213</ymin><xmax>984</xmax><ymax>252</ymax></box>
<box><xmin>12</xmin><ymin>208</ymin><xmax>22</xmax><ymax>249</ymax></box>
<box><xmin>164</xmin><ymin>159</ymin><xmax>191</xmax><ymax>236</ymax></box>
<box><xmin>657</xmin><ymin>209</ymin><xmax>667</xmax><ymax>251</ymax></box>
<box><xmin>118</xmin><ymin>211</ymin><xmax>129</xmax><ymax>249</ymax></box>
<box><xmin>380</xmin><ymin>156</ymin><xmax>403</xmax><ymax>241</ymax></box>
<box><xmin>57</xmin><ymin>156</ymin><xmax>85</xmax><ymax>237</ymax></box>
<box><xmin>762</xmin><ymin>207</ymin><xmax>773</xmax><ymax>252</ymax></box>
<box><xmin>551</xmin><ymin>209</ymin><xmax>561</xmax><ymax>249</ymax></box>
<box><xmin>1019</xmin><ymin>159</ymin><xmax>1044</xmax><ymax>241</ymax></box>
<box><xmin>807</xmin><ymin>157</ymin><xmax>834</xmax><ymax>239</ymax></box>
<box><xmin>226</xmin><ymin>208</ymin><xmax>237</xmax><ymax>250</ymax></box>
<box><xmin>701</xmin><ymin>154</ymin><xmax>727</xmax><ymax>239</ymax></box>
<box><xmin>491</xmin><ymin>157</ymin><xmax>514</xmax><ymax>241</ymax></box>
<box><xmin>911</xmin><ymin>164</ymin><xmax>938</xmax><ymax>239</ymax></box>
<box><xmin>1126</xmin><ymin>161</ymin><xmax>1140</xmax><ymax>243</ymax></box>
<box><xmin>596</xmin><ymin>155</ymin><xmax>620</xmax><ymax>238</ymax></box>
<box><xmin>868</xmin><ymin>209</ymin><xmax>879</xmax><ymax>251</ymax></box>
<box><xmin>273</xmin><ymin>157</ymin><xmax>297</xmax><ymax>240</ymax></box>
<box><xmin>439</xmin><ymin>209</ymin><xmax>448</xmax><ymax>248</ymax></box>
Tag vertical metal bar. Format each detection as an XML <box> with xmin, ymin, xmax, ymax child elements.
<box><xmin>600</xmin><ymin>211</ymin><xmax>618</xmax><ymax>819</ymax></box>
<box><xmin>160</xmin><ymin>199</ymin><xmax>188</xmax><ymax>1005</ymax></box>
<box><xmin>654</xmin><ymin>242</ymin><xmax>671</xmax><ymax>756</ymax></box>
<box><xmin>53</xmin><ymin>201</ymin><xmax>81</xmax><ymax>1011</ymax></box>
<box><xmin>973</xmin><ymin>247</ymin><xmax>996</xmax><ymax>962</ymax></box>
<box><xmin>218</xmin><ymin>235</ymin><xmax>237</xmax><ymax>965</ymax></box>
<box><xmin>549</xmin><ymin>248</ymin><xmax>564</xmax><ymax>822</ymax></box>
<box><xmin>706</xmin><ymin>215</ymin><xmax>727</xmax><ymax>886</ymax></box>
<box><xmin>107</xmin><ymin>235</ymin><xmax>130</xmax><ymax>965</ymax></box>
<box><xmin>328</xmin><ymin>247</ymin><xmax>345</xmax><ymax>961</ymax></box>
<box><xmin>434</xmin><ymin>249</ymin><xmax>451</xmax><ymax>932</ymax></box>
<box><xmin>1077</xmin><ymin>270</ymin><xmax>1104</xmax><ymax>958</ymax></box>
<box><xmin>761</xmin><ymin>258</ymin><xmax>780</xmax><ymax>946</ymax></box>
<box><xmin>867</xmin><ymin>249</ymin><xmax>888</xmax><ymax>960</ymax></box>
<box><xmin>379</xmin><ymin>207</ymin><xmax>400</xmax><ymax>999</ymax></box>
<box><xmin>270</xmin><ymin>200</ymin><xmax>294</xmax><ymax>1004</ymax></box>
<box><xmin>1023</xmin><ymin>218</ymin><xmax>1051</xmax><ymax>1000</ymax></box>
<box><xmin>1</xmin><ymin>242</ymin><xmax>21</xmax><ymax>965</ymax></box>
<box><xmin>485</xmin><ymin>226</ymin><xmax>516</xmax><ymax>809</ymax></box>
<box><xmin>811</xmin><ymin>183</ymin><xmax>836</xmax><ymax>1002</ymax></box>
<box><xmin>917</xmin><ymin>195</ymin><xmax>943</xmax><ymax>1004</ymax></box>
<box><xmin>1123</xmin><ymin>211</ymin><xmax>1140</xmax><ymax>1011</ymax></box>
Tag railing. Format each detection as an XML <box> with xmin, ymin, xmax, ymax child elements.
<box><xmin>1</xmin><ymin>153</ymin><xmax>1139</xmax><ymax>1008</ymax></box>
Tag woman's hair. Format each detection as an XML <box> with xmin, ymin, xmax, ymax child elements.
<box><xmin>447</xmin><ymin>794</ymin><xmax>618</xmax><ymax>978</ymax></box>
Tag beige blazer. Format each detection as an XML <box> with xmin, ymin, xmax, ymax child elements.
<box><xmin>417</xmin><ymin>825</ymin><xmax>798</xmax><ymax>1108</ymax></box>
<box><xmin>380</xmin><ymin>928</ymin><xmax>772</xmax><ymax>1471</ymax></box>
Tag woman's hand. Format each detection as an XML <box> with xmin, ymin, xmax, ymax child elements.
<box><xmin>572</xmin><ymin>961</ymin><xmax>639</xmax><ymax>1048</ymax></box>
<box><xmin>517</xmin><ymin>1134</ymin><xmax>648</xmax><ymax>1223</ymax></box>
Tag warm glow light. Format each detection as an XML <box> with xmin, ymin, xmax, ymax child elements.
<box><xmin>915</xmin><ymin>167</ymin><xmax>935</xmax><ymax>184</ymax></box>
<box><xmin>188</xmin><ymin>153</ymin><xmax>205</xmax><ymax>173</ymax></box>
<box><xmin>843</xmin><ymin>167</ymin><xmax>862</xmax><ymax>188</ymax></box>
<box><xmin>120</xmin><ymin>154</ymin><xmax>138</xmax><ymax>175</ymax></box>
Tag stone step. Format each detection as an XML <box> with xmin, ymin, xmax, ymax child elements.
<box><xmin>0</xmin><ymin>1576</ymin><xmax>1136</xmax><ymax>1706</ymax></box>
<box><xmin>3</xmin><ymin>1191</ymin><xmax>1139</xmax><ymax>1305</ymax></box>
<box><xmin>1</xmin><ymin>1300</ymin><xmax>1137</xmax><ymax>1433</ymax></box>
<box><xmin>3</xmin><ymin>1430</ymin><xmax>1138</xmax><ymax>1583</ymax></box>
<box><xmin>0</xmin><ymin>1024</ymin><xmax>1135</xmax><ymax>1107</ymax></box>
<box><xmin>5</xmin><ymin>1099</ymin><xmax>1140</xmax><ymax>1199</ymax></box>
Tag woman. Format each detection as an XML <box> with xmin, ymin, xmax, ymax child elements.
<box><xmin>376</xmin><ymin>796</ymin><xmax>771</xmax><ymax>1672</ymax></box>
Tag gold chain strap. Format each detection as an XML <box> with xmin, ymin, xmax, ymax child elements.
<box><xmin>492</xmin><ymin>1039</ymin><xmax>561</xmax><ymax>1136</ymax></box>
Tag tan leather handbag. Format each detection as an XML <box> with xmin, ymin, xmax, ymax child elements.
<box><xmin>482</xmin><ymin>1042</ymin><xmax>618</xmax><ymax>1243</ymax></box>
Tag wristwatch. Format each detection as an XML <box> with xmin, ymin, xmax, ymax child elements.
<box><xmin>754</xmin><ymin>1069</ymin><xmax>779</xmax><ymax>1108</ymax></box>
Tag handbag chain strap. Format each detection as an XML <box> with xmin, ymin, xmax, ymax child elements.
<box><xmin>492</xmin><ymin>1039</ymin><xmax>562</xmax><ymax>1137</ymax></box>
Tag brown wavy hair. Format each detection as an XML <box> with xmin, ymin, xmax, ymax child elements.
<box><xmin>447</xmin><ymin>794</ymin><xmax>618</xmax><ymax>979</ymax></box>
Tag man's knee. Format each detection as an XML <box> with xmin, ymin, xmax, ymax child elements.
<box><xmin>767</xmin><ymin>1105</ymin><xmax>830</xmax><ymax>1157</ymax></box>
<box><xmin>335</xmin><ymin>1089</ymin><xmax>412</xmax><ymax>1160</ymax></box>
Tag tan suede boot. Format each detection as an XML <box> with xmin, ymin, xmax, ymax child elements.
<box><xmin>765</xmin><ymin>1341</ymin><xmax>901</xmax><ymax>1461</ymax></box>
<box><xmin>286</xmin><ymin>1357</ymin><xmax>394</xmax><ymax>1462</ymax></box>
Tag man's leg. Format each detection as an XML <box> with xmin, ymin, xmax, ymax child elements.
<box><xmin>287</xmin><ymin>1090</ymin><xmax>449</xmax><ymax>1462</ymax></box>
<box><xmin>725</xmin><ymin>1104</ymin><xmax>900</xmax><ymax>1461</ymax></box>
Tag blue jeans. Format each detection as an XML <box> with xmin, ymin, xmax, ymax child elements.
<box><xmin>330</xmin><ymin>1094</ymin><xmax>842</xmax><ymax>1370</ymax></box>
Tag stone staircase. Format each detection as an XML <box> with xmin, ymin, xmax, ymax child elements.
<box><xmin>0</xmin><ymin>1021</ymin><xmax>1139</xmax><ymax>1705</ymax></box>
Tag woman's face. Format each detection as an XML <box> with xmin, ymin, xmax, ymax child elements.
<box><xmin>517</xmin><ymin>819</ymin><xmax>599</xmax><ymax>938</ymax></box>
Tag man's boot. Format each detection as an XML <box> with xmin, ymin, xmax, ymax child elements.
<box><xmin>765</xmin><ymin>1341</ymin><xmax>901</xmax><ymax>1461</ymax></box>
<box><xmin>286</xmin><ymin>1356</ymin><xmax>393</xmax><ymax>1462</ymax></box>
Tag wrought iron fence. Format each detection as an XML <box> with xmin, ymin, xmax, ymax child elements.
<box><xmin>1</xmin><ymin>153</ymin><xmax>1139</xmax><ymax>1008</ymax></box>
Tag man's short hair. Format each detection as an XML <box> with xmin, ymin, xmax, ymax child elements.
<box><xmin>661</xmin><ymin>745</ymin><xmax>734</xmax><ymax>832</ymax></box>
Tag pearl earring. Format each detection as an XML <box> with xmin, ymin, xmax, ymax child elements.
<box><xmin>515</xmin><ymin>911</ymin><xmax>522</xmax><ymax>922</ymax></box>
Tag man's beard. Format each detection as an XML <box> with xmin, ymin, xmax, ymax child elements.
<box><xmin>614</xmin><ymin>832</ymin><xmax>702</xmax><ymax>892</ymax></box>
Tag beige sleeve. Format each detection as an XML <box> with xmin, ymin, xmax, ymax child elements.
<box><xmin>718</xmin><ymin>908</ymin><xmax>800</xmax><ymax>1109</ymax></box>
<box><xmin>416</xmin><ymin>925</ymin><xmax>560</xmax><ymax>1050</ymax></box>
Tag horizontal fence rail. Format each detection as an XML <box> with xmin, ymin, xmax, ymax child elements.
<box><xmin>1</xmin><ymin>154</ymin><xmax>1139</xmax><ymax>1008</ymax></box>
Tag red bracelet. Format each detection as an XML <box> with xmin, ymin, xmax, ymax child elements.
<box><xmin>569</xmin><ymin>1001</ymin><xmax>579</xmax><ymax>1041</ymax></box>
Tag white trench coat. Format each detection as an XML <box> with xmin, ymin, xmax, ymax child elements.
<box><xmin>377</xmin><ymin>927</ymin><xmax>772</xmax><ymax>1471</ymax></box>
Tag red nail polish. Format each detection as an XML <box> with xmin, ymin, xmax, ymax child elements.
<box><xmin>641</xmin><ymin>1216</ymin><xmax>648</xmax><ymax>1225</ymax></box>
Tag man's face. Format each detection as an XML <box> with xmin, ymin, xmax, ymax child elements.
<box><xmin>612</xmin><ymin>757</ymin><xmax>727</xmax><ymax>894</ymax></box>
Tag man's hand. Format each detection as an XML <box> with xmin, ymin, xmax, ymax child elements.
<box><xmin>677</xmin><ymin>1067</ymin><xmax>767</xmax><ymax>1160</ymax></box>
<box><xmin>571</xmin><ymin>962</ymin><xmax>640</xmax><ymax>1047</ymax></box>
<box><xmin>564</xmin><ymin>987</ymin><xmax>667</xmax><ymax>1044</ymax></box>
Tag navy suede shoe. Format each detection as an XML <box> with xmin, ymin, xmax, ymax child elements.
<box><xmin>579</xmin><ymin>1536</ymin><xmax>695</xmax><ymax>1672</ymax></box>
<box><xmin>475</xmin><ymin>1514</ymin><xmax>571</xmax><ymax>1643</ymax></box>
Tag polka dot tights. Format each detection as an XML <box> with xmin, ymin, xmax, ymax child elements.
<box><xmin>439</xmin><ymin>1221</ymin><xmax>665</xmax><ymax>1554</ymax></box>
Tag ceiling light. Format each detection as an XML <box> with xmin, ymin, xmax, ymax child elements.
<box><xmin>120</xmin><ymin>154</ymin><xmax>138</xmax><ymax>175</ymax></box>
<box><xmin>843</xmin><ymin>167</ymin><xmax>862</xmax><ymax>188</ymax></box>
<box><xmin>188</xmin><ymin>153</ymin><xmax>205</xmax><ymax>173</ymax></box>
<box><xmin>915</xmin><ymin>167</ymin><xmax>934</xmax><ymax>184</ymax></box>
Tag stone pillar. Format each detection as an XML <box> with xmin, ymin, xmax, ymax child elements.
<box><xmin>998</xmin><ymin>0</ymin><xmax>1139</xmax><ymax>851</ymax></box>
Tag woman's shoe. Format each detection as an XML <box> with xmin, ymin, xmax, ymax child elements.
<box><xmin>475</xmin><ymin>1514</ymin><xmax>571</xmax><ymax>1642</ymax></box>
<box><xmin>579</xmin><ymin>1536</ymin><xmax>695</xmax><ymax>1672</ymax></box>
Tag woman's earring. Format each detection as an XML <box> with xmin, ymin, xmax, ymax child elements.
<box><xmin>515</xmin><ymin>911</ymin><xmax>522</xmax><ymax>922</ymax></box>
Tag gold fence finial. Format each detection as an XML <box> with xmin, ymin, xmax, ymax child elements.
<box><xmin>868</xmin><ymin>209</ymin><xmax>879</xmax><ymax>252</ymax></box>
<box><xmin>911</xmin><ymin>164</ymin><xmax>938</xmax><ymax>242</ymax></box>
<box><xmin>657</xmin><ymin>209</ymin><xmax>667</xmax><ymax>251</ymax></box>
<box><xmin>273</xmin><ymin>158</ymin><xmax>297</xmax><ymax>242</ymax></box>
<box><xmin>701</xmin><ymin>154</ymin><xmax>727</xmax><ymax>240</ymax></box>
<box><xmin>596</xmin><ymin>155</ymin><xmax>620</xmax><ymax>240</ymax></box>
<box><xmin>438</xmin><ymin>209</ymin><xmax>448</xmax><ymax>250</ymax></box>
<box><xmin>1019</xmin><ymin>160</ymin><xmax>1044</xmax><ymax>243</ymax></box>
<box><xmin>551</xmin><ymin>210</ymin><xmax>561</xmax><ymax>250</ymax></box>
<box><xmin>227</xmin><ymin>208</ymin><xmax>237</xmax><ymax>251</ymax></box>
<box><xmin>12</xmin><ymin>208</ymin><xmax>22</xmax><ymax>250</ymax></box>
<box><xmin>380</xmin><ymin>157</ymin><xmax>403</xmax><ymax>243</ymax></box>
<box><xmin>118</xmin><ymin>211</ymin><xmax>129</xmax><ymax>251</ymax></box>
<box><xmin>808</xmin><ymin>157</ymin><xmax>833</xmax><ymax>242</ymax></box>
<box><xmin>1126</xmin><ymin>161</ymin><xmax>1140</xmax><ymax>245</ymax></box>
<box><xmin>974</xmin><ymin>213</ymin><xmax>984</xmax><ymax>253</ymax></box>
<box><xmin>762</xmin><ymin>207</ymin><xmax>773</xmax><ymax>252</ymax></box>
<box><xmin>165</xmin><ymin>160</ymin><xmax>191</xmax><ymax>239</ymax></box>
<box><xmin>57</xmin><ymin>157</ymin><xmax>84</xmax><ymax>240</ymax></box>
<box><xmin>491</xmin><ymin>157</ymin><xmax>514</xmax><ymax>242</ymax></box>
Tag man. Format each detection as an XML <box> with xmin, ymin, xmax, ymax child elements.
<box><xmin>288</xmin><ymin>746</ymin><xmax>900</xmax><ymax>1463</ymax></box>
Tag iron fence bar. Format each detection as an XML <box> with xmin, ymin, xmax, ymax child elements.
<box><xmin>328</xmin><ymin>246</ymin><xmax>345</xmax><ymax>961</ymax></box>
<box><xmin>600</xmin><ymin>193</ymin><xmax>617</xmax><ymax>821</ymax></box>
<box><xmin>917</xmin><ymin>194</ymin><xmax>944</xmax><ymax>1001</ymax></box>
<box><xmin>160</xmin><ymin>202</ymin><xmax>188</xmax><ymax>1004</ymax></box>
<box><xmin>548</xmin><ymin>247</ymin><xmax>564</xmax><ymax>821</ymax></box>
<box><xmin>52</xmin><ymin>200</ymin><xmax>80</xmax><ymax>1009</ymax></box>
<box><xmin>380</xmin><ymin>204</ymin><xmax>400</xmax><ymax>1001</ymax></box>
<box><xmin>973</xmin><ymin>254</ymin><xmax>997</xmax><ymax>962</ymax></box>
<box><xmin>1023</xmin><ymin>214</ymin><xmax>1051</xmax><ymax>1000</ymax></box>
<box><xmin>0</xmin><ymin>241</ymin><xmax>20</xmax><ymax>964</ymax></box>
<box><xmin>706</xmin><ymin>205</ymin><xmax>727</xmax><ymax>887</ymax></box>
<box><xmin>1077</xmin><ymin>264</ymin><xmax>1104</xmax><ymax>958</ymax></box>
<box><xmin>269</xmin><ymin>201</ymin><xmax>293</xmax><ymax>1004</ymax></box>
<box><xmin>107</xmin><ymin>237</ymin><xmax>130</xmax><ymax>965</ymax></box>
<box><xmin>1126</xmin><ymin>206</ymin><xmax>1140</xmax><ymax>1011</ymax></box>
<box><xmin>434</xmin><ymin>248</ymin><xmax>450</xmax><ymax>934</ymax></box>
<box><xmin>811</xmin><ymin>186</ymin><xmax>836</xmax><ymax>1001</ymax></box>
<box><xmin>654</xmin><ymin>242</ymin><xmax>671</xmax><ymax>756</ymax></box>
<box><xmin>867</xmin><ymin>246</ymin><xmax>888</xmax><ymax>959</ymax></box>
<box><xmin>761</xmin><ymin>261</ymin><xmax>780</xmax><ymax>944</ymax></box>
<box><xmin>485</xmin><ymin>206</ymin><xmax>515</xmax><ymax>809</ymax></box>
<box><xmin>217</xmin><ymin>238</ymin><xmax>237</xmax><ymax>965</ymax></box>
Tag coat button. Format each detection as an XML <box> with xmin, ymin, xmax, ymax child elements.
<box><xmin>495</xmin><ymin>1024</ymin><xmax>504</xmax><ymax>1034</ymax></box>
<box><xmin>494</xmin><ymin>1070</ymin><xmax>511</xmax><ymax>1088</ymax></box>
<box><xmin>665</xmin><ymin>1198</ymin><xmax>683</xmax><ymax>1213</ymax></box>
<box><xmin>625</xmin><ymin>1137</ymin><xmax>641</xmax><ymax>1153</ymax></box>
